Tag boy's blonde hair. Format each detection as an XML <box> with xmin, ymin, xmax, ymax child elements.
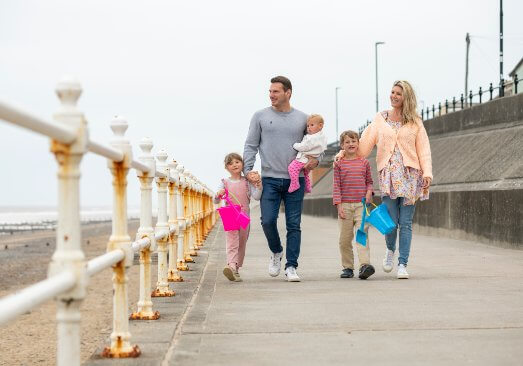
<box><xmin>308</xmin><ymin>114</ymin><xmax>324</xmax><ymax>125</ymax></box>
<box><xmin>224</xmin><ymin>152</ymin><xmax>243</xmax><ymax>168</ymax></box>
<box><xmin>340</xmin><ymin>130</ymin><xmax>359</xmax><ymax>144</ymax></box>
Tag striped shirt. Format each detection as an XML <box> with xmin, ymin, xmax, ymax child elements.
<box><xmin>333</xmin><ymin>157</ymin><xmax>373</xmax><ymax>205</ymax></box>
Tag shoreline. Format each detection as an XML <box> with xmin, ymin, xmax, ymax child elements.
<box><xmin>0</xmin><ymin>219</ymin><xmax>143</xmax><ymax>365</ymax></box>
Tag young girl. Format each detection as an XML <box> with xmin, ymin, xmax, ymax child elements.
<box><xmin>215</xmin><ymin>153</ymin><xmax>262</xmax><ymax>282</ymax></box>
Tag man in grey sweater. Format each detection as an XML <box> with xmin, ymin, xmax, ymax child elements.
<box><xmin>243</xmin><ymin>76</ymin><xmax>318</xmax><ymax>282</ymax></box>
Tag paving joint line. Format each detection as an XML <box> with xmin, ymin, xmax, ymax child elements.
<box><xmin>181</xmin><ymin>325</ymin><xmax>523</xmax><ymax>335</ymax></box>
<box><xmin>161</xmin><ymin>226</ymin><xmax>221</xmax><ymax>365</ymax></box>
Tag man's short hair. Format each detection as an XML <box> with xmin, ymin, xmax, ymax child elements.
<box><xmin>270</xmin><ymin>76</ymin><xmax>292</xmax><ymax>92</ymax></box>
<box><xmin>340</xmin><ymin>130</ymin><xmax>359</xmax><ymax>144</ymax></box>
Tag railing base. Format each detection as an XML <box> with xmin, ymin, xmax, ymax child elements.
<box><xmin>151</xmin><ymin>288</ymin><xmax>175</xmax><ymax>297</ymax></box>
<box><xmin>185</xmin><ymin>255</ymin><xmax>195</xmax><ymax>262</ymax></box>
<box><xmin>177</xmin><ymin>262</ymin><xmax>190</xmax><ymax>271</ymax></box>
<box><xmin>168</xmin><ymin>272</ymin><xmax>184</xmax><ymax>282</ymax></box>
<box><xmin>102</xmin><ymin>344</ymin><xmax>141</xmax><ymax>358</ymax></box>
<box><xmin>129</xmin><ymin>311</ymin><xmax>160</xmax><ymax>320</ymax></box>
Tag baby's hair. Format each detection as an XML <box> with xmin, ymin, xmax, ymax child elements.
<box><xmin>308</xmin><ymin>114</ymin><xmax>324</xmax><ymax>125</ymax></box>
<box><xmin>224</xmin><ymin>152</ymin><xmax>243</xmax><ymax>168</ymax></box>
<box><xmin>340</xmin><ymin>130</ymin><xmax>359</xmax><ymax>144</ymax></box>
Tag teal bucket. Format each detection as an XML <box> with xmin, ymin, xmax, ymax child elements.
<box><xmin>366</xmin><ymin>203</ymin><xmax>396</xmax><ymax>235</ymax></box>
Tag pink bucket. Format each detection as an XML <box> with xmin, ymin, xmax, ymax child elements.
<box><xmin>217</xmin><ymin>189</ymin><xmax>250</xmax><ymax>231</ymax></box>
<box><xmin>217</xmin><ymin>204</ymin><xmax>242</xmax><ymax>231</ymax></box>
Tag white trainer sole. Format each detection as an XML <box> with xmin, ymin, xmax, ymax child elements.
<box><xmin>286</xmin><ymin>276</ymin><xmax>301</xmax><ymax>282</ymax></box>
<box><xmin>397</xmin><ymin>272</ymin><xmax>409</xmax><ymax>279</ymax></box>
<box><xmin>382</xmin><ymin>260</ymin><xmax>393</xmax><ymax>273</ymax></box>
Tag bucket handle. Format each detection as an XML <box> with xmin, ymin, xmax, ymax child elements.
<box><xmin>219</xmin><ymin>189</ymin><xmax>242</xmax><ymax>216</ymax></box>
<box><xmin>365</xmin><ymin>202</ymin><xmax>378</xmax><ymax>216</ymax></box>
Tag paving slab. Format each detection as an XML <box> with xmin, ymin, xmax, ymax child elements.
<box><xmin>86</xmin><ymin>210</ymin><xmax>523</xmax><ymax>365</ymax></box>
<box><xmin>168</xmin><ymin>210</ymin><xmax>523</xmax><ymax>365</ymax></box>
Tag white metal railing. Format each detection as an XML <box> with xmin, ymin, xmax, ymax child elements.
<box><xmin>0</xmin><ymin>76</ymin><xmax>218</xmax><ymax>365</ymax></box>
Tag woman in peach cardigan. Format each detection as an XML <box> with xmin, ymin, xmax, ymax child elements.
<box><xmin>336</xmin><ymin>80</ymin><xmax>432</xmax><ymax>279</ymax></box>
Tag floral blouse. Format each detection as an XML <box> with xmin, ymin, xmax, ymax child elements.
<box><xmin>378</xmin><ymin>112</ymin><xmax>429</xmax><ymax>206</ymax></box>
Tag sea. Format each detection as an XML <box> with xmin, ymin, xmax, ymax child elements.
<box><xmin>0</xmin><ymin>206</ymin><xmax>140</xmax><ymax>234</ymax></box>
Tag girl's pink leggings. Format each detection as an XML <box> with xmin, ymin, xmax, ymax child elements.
<box><xmin>226</xmin><ymin>226</ymin><xmax>250</xmax><ymax>271</ymax></box>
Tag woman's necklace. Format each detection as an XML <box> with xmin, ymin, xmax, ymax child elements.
<box><xmin>388</xmin><ymin>110</ymin><xmax>403</xmax><ymax>123</ymax></box>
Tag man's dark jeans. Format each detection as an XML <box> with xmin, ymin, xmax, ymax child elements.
<box><xmin>260</xmin><ymin>177</ymin><xmax>305</xmax><ymax>269</ymax></box>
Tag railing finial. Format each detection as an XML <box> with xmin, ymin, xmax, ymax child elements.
<box><xmin>156</xmin><ymin>149</ymin><xmax>168</xmax><ymax>167</ymax></box>
<box><xmin>110</xmin><ymin>115</ymin><xmax>129</xmax><ymax>142</ymax></box>
<box><xmin>139</xmin><ymin>137</ymin><xmax>153</xmax><ymax>156</ymax></box>
<box><xmin>55</xmin><ymin>75</ymin><xmax>82</xmax><ymax>108</ymax></box>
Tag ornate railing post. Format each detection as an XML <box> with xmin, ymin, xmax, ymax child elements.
<box><xmin>187</xmin><ymin>172</ymin><xmax>199</xmax><ymax>257</ymax></box>
<box><xmin>48</xmin><ymin>77</ymin><xmax>88</xmax><ymax>366</ymax></box>
<box><xmin>180</xmin><ymin>167</ymin><xmax>194</xmax><ymax>263</ymax></box>
<box><xmin>206</xmin><ymin>186</ymin><xmax>213</xmax><ymax>235</ymax></box>
<box><xmin>152</xmin><ymin>150</ymin><xmax>175</xmax><ymax>297</ymax></box>
<box><xmin>102</xmin><ymin>116</ymin><xmax>140</xmax><ymax>358</ymax></box>
<box><xmin>130</xmin><ymin>137</ymin><xmax>159</xmax><ymax>320</ymax></box>
<box><xmin>176</xmin><ymin>164</ymin><xmax>189</xmax><ymax>271</ymax></box>
<box><xmin>197</xmin><ymin>182</ymin><xmax>204</xmax><ymax>248</ymax></box>
<box><xmin>168</xmin><ymin>159</ymin><xmax>183</xmax><ymax>282</ymax></box>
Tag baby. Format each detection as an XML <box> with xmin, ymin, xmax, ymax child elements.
<box><xmin>288</xmin><ymin>114</ymin><xmax>328</xmax><ymax>193</ymax></box>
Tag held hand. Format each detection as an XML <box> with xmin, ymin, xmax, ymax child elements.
<box><xmin>365</xmin><ymin>191</ymin><xmax>373</xmax><ymax>205</ymax></box>
<box><xmin>215</xmin><ymin>189</ymin><xmax>225</xmax><ymax>199</ymax></box>
<box><xmin>247</xmin><ymin>171</ymin><xmax>261</xmax><ymax>184</ymax></box>
<box><xmin>422</xmin><ymin>177</ymin><xmax>432</xmax><ymax>189</ymax></box>
<box><xmin>304</xmin><ymin>156</ymin><xmax>319</xmax><ymax>170</ymax></box>
<box><xmin>337</xmin><ymin>205</ymin><xmax>346</xmax><ymax>220</ymax></box>
<box><xmin>334</xmin><ymin>150</ymin><xmax>345</xmax><ymax>162</ymax></box>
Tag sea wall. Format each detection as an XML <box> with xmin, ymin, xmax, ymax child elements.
<box><xmin>304</xmin><ymin>93</ymin><xmax>523</xmax><ymax>248</ymax></box>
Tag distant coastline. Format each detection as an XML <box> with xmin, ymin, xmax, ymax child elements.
<box><xmin>0</xmin><ymin>206</ymin><xmax>140</xmax><ymax>234</ymax></box>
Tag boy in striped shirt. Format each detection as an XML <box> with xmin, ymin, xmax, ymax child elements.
<box><xmin>333</xmin><ymin>130</ymin><xmax>375</xmax><ymax>280</ymax></box>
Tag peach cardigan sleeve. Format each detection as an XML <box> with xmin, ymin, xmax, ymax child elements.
<box><xmin>415</xmin><ymin>120</ymin><xmax>433</xmax><ymax>179</ymax></box>
<box><xmin>358</xmin><ymin>118</ymin><xmax>378</xmax><ymax>158</ymax></box>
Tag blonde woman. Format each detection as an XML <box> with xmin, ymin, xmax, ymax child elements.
<box><xmin>336</xmin><ymin>80</ymin><xmax>432</xmax><ymax>279</ymax></box>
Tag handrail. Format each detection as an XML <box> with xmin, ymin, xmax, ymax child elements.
<box><xmin>0</xmin><ymin>271</ymin><xmax>76</xmax><ymax>326</ymax></box>
<box><xmin>130</xmin><ymin>159</ymin><xmax>151</xmax><ymax>173</ymax></box>
<box><xmin>155</xmin><ymin>171</ymin><xmax>167</xmax><ymax>179</ymax></box>
<box><xmin>154</xmin><ymin>230</ymin><xmax>169</xmax><ymax>241</ymax></box>
<box><xmin>0</xmin><ymin>100</ymin><xmax>76</xmax><ymax>144</ymax></box>
<box><xmin>87</xmin><ymin>249</ymin><xmax>125</xmax><ymax>277</ymax></box>
<box><xmin>131</xmin><ymin>237</ymin><xmax>151</xmax><ymax>252</ymax></box>
<box><xmin>87</xmin><ymin>140</ymin><xmax>124</xmax><ymax>162</ymax></box>
<box><xmin>0</xmin><ymin>77</ymin><xmax>217</xmax><ymax>365</ymax></box>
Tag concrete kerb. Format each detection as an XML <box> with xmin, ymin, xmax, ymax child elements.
<box><xmin>83</xmin><ymin>225</ymin><xmax>220</xmax><ymax>366</ymax></box>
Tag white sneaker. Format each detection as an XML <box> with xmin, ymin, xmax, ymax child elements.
<box><xmin>269</xmin><ymin>251</ymin><xmax>283</xmax><ymax>277</ymax></box>
<box><xmin>382</xmin><ymin>249</ymin><xmax>394</xmax><ymax>273</ymax></box>
<box><xmin>285</xmin><ymin>266</ymin><xmax>301</xmax><ymax>282</ymax></box>
<box><xmin>397</xmin><ymin>264</ymin><xmax>409</xmax><ymax>279</ymax></box>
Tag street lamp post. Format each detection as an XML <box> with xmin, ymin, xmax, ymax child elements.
<box><xmin>335</xmin><ymin>87</ymin><xmax>340</xmax><ymax>146</ymax></box>
<box><xmin>499</xmin><ymin>0</ymin><xmax>504</xmax><ymax>96</ymax></box>
<box><xmin>375</xmin><ymin>41</ymin><xmax>385</xmax><ymax>112</ymax></box>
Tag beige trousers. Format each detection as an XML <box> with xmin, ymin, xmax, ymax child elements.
<box><xmin>338</xmin><ymin>202</ymin><xmax>370</xmax><ymax>270</ymax></box>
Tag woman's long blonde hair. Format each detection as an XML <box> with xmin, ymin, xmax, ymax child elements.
<box><xmin>393</xmin><ymin>80</ymin><xmax>419</xmax><ymax>125</ymax></box>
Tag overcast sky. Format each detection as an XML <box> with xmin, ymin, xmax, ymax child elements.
<box><xmin>1</xmin><ymin>0</ymin><xmax>522</xmax><ymax>208</ymax></box>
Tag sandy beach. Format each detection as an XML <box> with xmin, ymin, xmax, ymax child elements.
<box><xmin>0</xmin><ymin>220</ymin><xmax>147</xmax><ymax>366</ymax></box>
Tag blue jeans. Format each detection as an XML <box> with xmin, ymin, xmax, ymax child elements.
<box><xmin>260</xmin><ymin>177</ymin><xmax>305</xmax><ymax>269</ymax></box>
<box><xmin>382</xmin><ymin>196</ymin><xmax>416</xmax><ymax>266</ymax></box>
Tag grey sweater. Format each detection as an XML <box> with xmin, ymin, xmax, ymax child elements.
<box><xmin>243</xmin><ymin>107</ymin><xmax>308</xmax><ymax>179</ymax></box>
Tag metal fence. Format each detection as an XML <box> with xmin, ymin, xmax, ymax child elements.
<box><xmin>358</xmin><ymin>75</ymin><xmax>521</xmax><ymax>134</ymax></box>
<box><xmin>0</xmin><ymin>76</ymin><xmax>217</xmax><ymax>365</ymax></box>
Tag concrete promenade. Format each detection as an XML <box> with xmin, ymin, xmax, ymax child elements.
<box><xmin>86</xmin><ymin>209</ymin><xmax>523</xmax><ymax>366</ymax></box>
